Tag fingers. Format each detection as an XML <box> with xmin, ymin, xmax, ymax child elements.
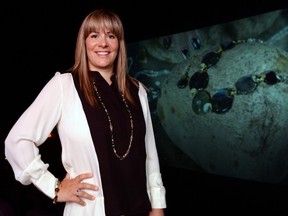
<box><xmin>73</xmin><ymin>174</ymin><xmax>97</xmax><ymax>204</ymax></box>
<box><xmin>57</xmin><ymin>172</ymin><xmax>98</xmax><ymax>205</ymax></box>
<box><xmin>75</xmin><ymin>172</ymin><xmax>94</xmax><ymax>181</ymax></box>
<box><xmin>73</xmin><ymin>189</ymin><xmax>88</xmax><ymax>206</ymax></box>
<box><xmin>74</xmin><ymin>173</ymin><xmax>99</xmax><ymax>191</ymax></box>
<box><xmin>79</xmin><ymin>182</ymin><xmax>98</xmax><ymax>191</ymax></box>
<box><xmin>76</xmin><ymin>188</ymin><xmax>95</xmax><ymax>202</ymax></box>
<box><xmin>73</xmin><ymin>190</ymin><xmax>86</xmax><ymax>206</ymax></box>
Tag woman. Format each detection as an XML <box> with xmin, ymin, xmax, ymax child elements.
<box><xmin>5</xmin><ymin>9</ymin><xmax>166</xmax><ymax>216</ymax></box>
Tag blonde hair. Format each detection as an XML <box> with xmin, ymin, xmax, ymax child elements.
<box><xmin>70</xmin><ymin>9</ymin><xmax>138</xmax><ymax>107</ymax></box>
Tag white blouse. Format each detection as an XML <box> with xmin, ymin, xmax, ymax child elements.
<box><xmin>5</xmin><ymin>72</ymin><xmax>166</xmax><ymax>216</ymax></box>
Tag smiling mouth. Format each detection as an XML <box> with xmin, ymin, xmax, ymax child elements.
<box><xmin>96</xmin><ymin>51</ymin><xmax>109</xmax><ymax>55</ymax></box>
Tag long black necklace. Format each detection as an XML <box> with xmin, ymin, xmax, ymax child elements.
<box><xmin>177</xmin><ymin>38</ymin><xmax>286</xmax><ymax>114</ymax></box>
<box><xmin>92</xmin><ymin>80</ymin><xmax>134</xmax><ymax>160</ymax></box>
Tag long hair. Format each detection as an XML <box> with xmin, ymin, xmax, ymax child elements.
<box><xmin>69</xmin><ymin>9</ymin><xmax>138</xmax><ymax>107</ymax></box>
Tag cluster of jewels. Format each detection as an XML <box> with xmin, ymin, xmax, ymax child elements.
<box><xmin>177</xmin><ymin>39</ymin><xmax>287</xmax><ymax>115</ymax></box>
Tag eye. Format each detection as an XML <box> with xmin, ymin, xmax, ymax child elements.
<box><xmin>89</xmin><ymin>32</ymin><xmax>98</xmax><ymax>38</ymax></box>
<box><xmin>108</xmin><ymin>33</ymin><xmax>116</xmax><ymax>39</ymax></box>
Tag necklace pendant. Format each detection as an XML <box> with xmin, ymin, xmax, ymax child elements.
<box><xmin>235</xmin><ymin>75</ymin><xmax>258</xmax><ymax>95</ymax></box>
<box><xmin>192</xmin><ymin>90</ymin><xmax>212</xmax><ymax>114</ymax></box>
<box><xmin>189</xmin><ymin>71</ymin><xmax>209</xmax><ymax>92</ymax></box>
<box><xmin>211</xmin><ymin>88</ymin><xmax>234</xmax><ymax>114</ymax></box>
<box><xmin>201</xmin><ymin>51</ymin><xmax>222</xmax><ymax>68</ymax></box>
<box><xmin>263</xmin><ymin>70</ymin><xmax>280</xmax><ymax>85</ymax></box>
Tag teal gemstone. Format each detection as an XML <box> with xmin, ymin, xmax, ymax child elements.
<box><xmin>192</xmin><ymin>90</ymin><xmax>212</xmax><ymax>115</ymax></box>
<box><xmin>235</xmin><ymin>75</ymin><xmax>258</xmax><ymax>95</ymax></box>
<box><xmin>211</xmin><ymin>88</ymin><xmax>234</xmax><ymax>114</ymax></box>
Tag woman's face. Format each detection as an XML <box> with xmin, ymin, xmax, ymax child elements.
<box><xmin>85</xmin><ymin>29</ymin><xmax>119</xmax><ymax>72</ymax></box>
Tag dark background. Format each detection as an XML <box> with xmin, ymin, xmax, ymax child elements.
<box><xmin>1</xmin><ymin>1</ymin><xmax>288</xmax><ymax>215</ymax></box>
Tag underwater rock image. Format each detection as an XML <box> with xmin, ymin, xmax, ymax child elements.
<box><xmin>157</xmin><ymin>41</ymin><xmax>288</xmax><ymax>184</ymax></box>
<box><xmin>126</xmin><ymin>8</ymin><xmax>288</xmax><ymax>184</ymax></box>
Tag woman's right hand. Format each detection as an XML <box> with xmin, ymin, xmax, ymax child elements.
<box><xmin>56</xmin><ymin>172</ymin><xmax>98</xmax><ymax>206</ymax></box>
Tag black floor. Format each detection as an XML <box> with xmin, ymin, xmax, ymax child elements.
<box><xmin>1</xmin><ymin>161</ymin><xmax>288</xmax><ymax>216</ymax></box>
<box><xmin>161</xmin><ymin>165</ymin><xmax>288</xmax><ymax>215</ymax></box>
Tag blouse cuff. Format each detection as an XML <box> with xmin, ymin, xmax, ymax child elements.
<box><xmin>23</xmin><ymin>155</ymin><xmax>58</xmax><ymax>199</ymax></box>
<box><xmin>147</xmin><ymin>173</ymin><xmax>167</xmax><ymax>208</ymax></box>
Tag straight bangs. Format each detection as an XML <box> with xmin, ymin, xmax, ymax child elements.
<box><xmin>84</xmin><ymin>11</ymin><xmax>124</xmax><ymax>40</ymax></box>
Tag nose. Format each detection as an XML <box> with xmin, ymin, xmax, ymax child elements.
<box><xmin>98</xmin><ymin>36</ymin><xmax>108</xmax><ymax>47</ymax></box>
